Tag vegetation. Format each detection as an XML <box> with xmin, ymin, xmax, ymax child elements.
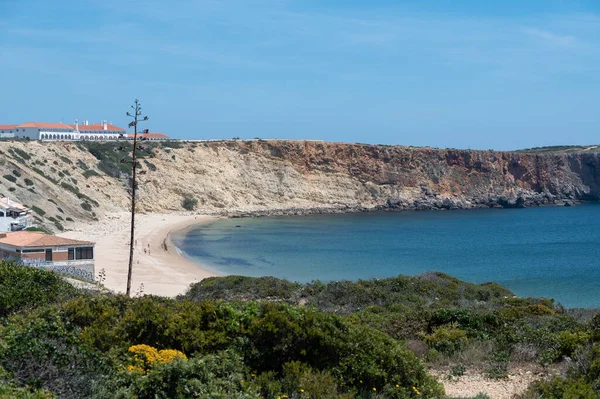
<box><xmin>30</xmin><ymin>206</ymin><xmax>46</xmax><ymax>216</ymax></box>
<box><xmin>515</xmin><ymin>145</ymin><xmax>600</xmax><ymax>154</ymax></box>
<box><xmin>184</xmin><ymin>274</ymin><xmax>600</xmax><ymax>375</ymax></box>
<box><xmin>182</xmin><ymin>195</ymin><xmax>198</xmax><ymax>211</ymax></box>
<box><xmin>2</xmin><ymin>175</ymin><xmax>17</xmax><ymax>183</ymax></box>
<box><xmin>83</xmin><ymin>170</ymin><xmax>101</xmax><ymax>179</ymax></box>
<box><xmin>0</xmin><ymin>263</ymin><xmax>445</xmax><ymax>398</ymax></box>
<box><xmin>24</xmin><ymin>178</ymin><xmax>34</xmax><ymax>186</ymax></box>
<box><xmin>0</xmin><ymin>242</ymin><xmax>598</xmax><ymax>398</ymax></box>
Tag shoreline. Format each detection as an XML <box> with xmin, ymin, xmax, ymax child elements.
<box><xmin>59</xmin><ymin>212</ymin><xmax>220</xmax><ymax>297</ymax></box>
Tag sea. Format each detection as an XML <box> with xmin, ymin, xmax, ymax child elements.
<box><xmin>171</xmin><ymin>203</ymin><xmax>600</xmax><ymax>308</ymax></box>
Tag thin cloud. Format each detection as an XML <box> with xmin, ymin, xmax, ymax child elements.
<box><xmin>522</xmin><ymin>27</ymin><xmax>577</xmax><ymax>47</ymax></box>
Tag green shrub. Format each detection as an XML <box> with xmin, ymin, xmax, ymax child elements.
<box><xmin>82</xmin><ymin>170</ymin><xmax>100</xmax><ymax>179</ymax></box>
<box><xmin>143</xmin><ymin>159</ymin><xmax>157</xmax><ymax>172</ymax></box>
<box><xmin>81</xmin><ymin>202</ymin><xmax>92</xmax><ymax>212</ymax></box>
<box><xmin>95</xmin><ymin>351</ymin><xmax>259</xmax><ymax>399</ymax></box>
<box><xmin>60</xmin><ymin>182</ymin><xmax>78</xmax><ymax>195</ymax></box>
<box><xmin>30</xmin><ymin>206</ymin><xmax>45</xmax><ymax>216</ymax></box>
<box><xmin>0</xmin><ymin>309</ymin><xmax>107</xmax><ymax>398</ymax></box>
<box><xmin>3</xmin><ymin>175</ymin><xmax>17</xmax><ymax>183</ymax></box>
<box><xmin>24</xmin><ymin>178</ymin><xmax>34</xmax><ymax>186</ymax></box>
<box><xmin>424</xmin><ymin>325</ymin><xmax>468</xmax><ymax>355</ymax></box>
<box><xmin>59</xmin><ymin>156</ymin><xmax>72</xmax><ymax>164</ymax></box>
<box><xmin>182</xmin><ymin>195</ymin><xmax>198</xmax><ymax>211</ymax></box>
<box><xmin>76</xmin><ymin>160</ymin><xmax>88</xmax><ymax>170</ymax></box>
<box><xmin>0</xmin><ymin>261</ymin><xmax>77</xmax><ymax>318</ymax></box>
<box><xmin>11</xmin><ymin>148</ymin><xmax>31</xmax><ymax>160</ymax></box>
<box><xmin>12</xmin><ymin>169</ymin><xmax>21</xmax><ymax>177</ymax></box>
<box><xmin>522</xmin><ymin>377</ymin><xmax>597</xmax><ymax>399</ymax></box>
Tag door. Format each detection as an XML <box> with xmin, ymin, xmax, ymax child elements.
<box><xmin>45</xmin><ymin>249</ymin><xmax>52</xmax><ymax>262</ymax></box>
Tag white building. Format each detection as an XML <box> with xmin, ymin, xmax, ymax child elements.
<box><xmin>13</xmin><ymin>122</ymin><xmax>76</xmax><ymax>141</ymax></box>
<box><xmin>12</xmin><ymin>120</ymin><xmax>126</xmax><ymax>141</ymax></box>
<box><xmin>0</xmin><ymin>197</ymin><xmax>34</xmax><ymax>232</ymax></box>
<box><xmin>0</xmin><ymin>125</ymin><xmax>17</xmax><ymax>139</ymax></box>
<box><xmin>69</xmin><ymin>120</ymin><xmax>126</xmax><ymax>141</ymax></box>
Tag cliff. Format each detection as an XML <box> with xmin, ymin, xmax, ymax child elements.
<box><xmin>0</xmin><ymin>140</ymin><xmax>599</xmax><ymax>230</ymax></box>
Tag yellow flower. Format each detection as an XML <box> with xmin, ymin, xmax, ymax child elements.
<box><xmin>412</xmin><ymin>386</ymin><xmax>421</xmax><ymax>395</ymax></box>
<box><xmin>372</xmin><ymin>387</ymin><xmax>376</xmax><ymax>391</ymax></box>
<box><xmin>396</xmin><ymin>384</ymin><xmax>400</xmax><ymax>388</ymax></box>
<box><xmin>300</xmin><ymin>388</ymin><xmax>304</xmax><ymax>393</ymax></box>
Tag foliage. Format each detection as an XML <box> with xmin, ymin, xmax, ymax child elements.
<box><xmin>12</xmin><ymin>169</ymin><xmax>21</xmax><ymax>177</ymax></box>
<box><xmin>0</xmin><ymin>262</ymin><xmax>77</xmax><ymax>319</ymax></box>
<box><xmin>24</xmin><ymin>178</ymin><xmax>34</xmax><ymax>186</ymax></box>
<box><xmin>81</xmin><ymin>202</ymin><xmax>92</xmax><ymax>212</ymax></box>
<box><xmin>182</xmin><ymin>195</ymin><xmax>198</xmax><ymax>211</ymax></box>
<box><xmin>30</xmin><ymin>206</ymin><xmax>46</xmax><ymax>216</ymax></box>
<box><xmin>2</xmin><ymin>175</ymin><xmax>17</xmax><ymax>183</ymax></box>
<box><xmin>10</xmin><ymin>148</ymin><xmax>32</xmax><ymax>161</ymax></box>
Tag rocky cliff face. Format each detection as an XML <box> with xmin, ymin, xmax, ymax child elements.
<box><xmin>0</xmin><ymin>140</ymin><xmax>598</xmax><ymax>230</ymax></box>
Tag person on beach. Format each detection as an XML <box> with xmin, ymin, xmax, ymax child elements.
<box><xmin>144</xmin><ymin>248</ymin><xmax>147</xmax><ymax>254</ymax></box>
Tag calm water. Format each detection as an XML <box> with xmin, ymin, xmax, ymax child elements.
<box><xmin>172</xmin><ymin>204</ymin><xmax>600</xmax><ymax>308</ymax></box>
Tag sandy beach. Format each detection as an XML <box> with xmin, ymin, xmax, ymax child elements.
<box><xmin>59</xmin><ymin>212</ymin><xmax>220</xmax><ymax>297</ymax></box>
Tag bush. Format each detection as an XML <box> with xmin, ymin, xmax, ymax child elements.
<box><xmin>96</xmin><ymin>350</ymin><xmax>259</xmax><ymax>399</ymax></box>
<box><xmin>82</xmin><ymin>170</ymin><xmax>100</xmax><ymax>179</ymax></box>
<box><xmin>24</xmin><ymin>178</ymin><xmax>34</xmax><ymax>186</ymax></box>
<box><xmin>424</xmin><ymin>325</ymin><xmax>468</xmax><ymax>355</ymax></box>
<box><xmin>3</xmin><ymin>175</ymin><xmax>17</xmax><ymax>183</ymax></box>
<box><xmin>12</xmin><ymin>169</ymin><xmax>21</xmax><ymax>177</ymax></box>
<box><xmin>0</xmin><ymin>261</ymin><xmax>77</xmax><ymax>318</ymax></box>
<box><xmin>81</xmin><ymin>202</ymin><xmax>92</xmax><ymax>212</ymax></box>
<box><xmin>30</xmin><ymin>206</ymin><xmax>45</xmax><ymax>216</ymax></box>
<box><xmin>182</xmin><ymin>195</ymin><xmax>198</xmax><ymax>211</ymax></box>
<box><xmin>11</xmin><ymin>148</ymin><xmax>31</xmax><ymax>160</ymax></box>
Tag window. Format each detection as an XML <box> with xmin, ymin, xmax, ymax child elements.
<box><xmin>68</xmin><ymin>248</ymin><xmax>74</xmax><ymax>260</ymax></box>
<box><xmin>22</xmin><ymin>248</ymin><xmax>43</xmax><ymax>253</ymax></box>
<box><xmin>75</xmin><ymin>246</ymin><xmax>93</xmax><ymax>260</ymax></box>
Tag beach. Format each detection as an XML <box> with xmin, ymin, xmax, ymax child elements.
<box><xmin>59</xmin><ymin>212</ymin><xmax>219</xmax><ymax>297</ymax></box>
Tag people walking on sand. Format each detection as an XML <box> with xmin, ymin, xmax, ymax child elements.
<box><xmin>144</xmin><ymin>248</ymin><xmax>147</xmax><ymax>254</ymax></box>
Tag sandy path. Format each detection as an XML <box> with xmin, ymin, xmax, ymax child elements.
<box><xmin>59</xmin><ymin>212</ymin><xmax>219</xmax><ymax>297</ymax></box>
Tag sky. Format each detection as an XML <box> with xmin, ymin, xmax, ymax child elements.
<box><xmin>0</xmin><ymin>0</ymin><xmax>598</xmax><ymax>150</ymax></box>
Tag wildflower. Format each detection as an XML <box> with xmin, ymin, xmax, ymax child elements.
<box><xmin>396</xmin><ymin>384</ymin><xmax>399</xmax><ymax>388</ymax></box>
<box><xmin>372</xmin><ymin>387</ymin><xmax>376</xmax><ymax>391</ymax></box>
<box><xmin>300</xmin><ymin>388</ymin><xmax>304</xmax><ymax>393</ymax></box>
<box><xmin>412</xmin><ymin>386</ymin><xmax>421</xmax><ymax>395</ymax></box>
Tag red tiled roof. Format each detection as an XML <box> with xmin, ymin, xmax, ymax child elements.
<box><xmin>0</xmin><ymin>125</ymin><xmax>17</xmax><ymax>130</ymax></box>
<box><xmin>0</xmin><ymin>231</ymin><xmax>94</xmax><ymax>248</ymax></box>
<box><xmin>126</xmin><ymin>133</ymin><xmax>170</xmax><ymax>139</ymax></box>
<box><xmin>17</xmin><ymin>122</ymin><xmax>75</xmax><ymax>130</ymax></box>
<box><xmin>71</xmin><ymin>123</ymin><xmax>125</xmax><ymax>132</ymax></box>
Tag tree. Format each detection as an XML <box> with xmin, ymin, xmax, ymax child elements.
<box><xmin>121</xmin><ymin>99</ymin><xmax>149</xmax><ymax>297</ymax></box>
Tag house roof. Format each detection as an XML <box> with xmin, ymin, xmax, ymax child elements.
<box><xmin>126</xmin><ymin>133</ymin><xmax>170</xmax><ymax>139</ymax></box>
<box><xmin>0</xmin><ymin>125</ymin><xmax>17</xmax><ymax>130</ymax></box>
<box><xmin>0</xmin><ymin>197</ymin><xmax>28</xmax><ymax>212</ymax></box>
<box><xmin>0</xmin><ymin>231</ymin><xmax>94</xmax><ymax>248</ymax></box>
<box><xmin>17</xmin><ymin>122</ymin><xmax>75</xmax><ymax>130</ymax></box>
<box><xmin>71</xmin><ymin>123</ymin><xmax>126</xmax><ymax>132</ymax></box>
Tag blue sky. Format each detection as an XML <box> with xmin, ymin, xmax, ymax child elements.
<box><xmin>0</xmin><ymin>0</ymin><xmax>598</xmax><ymax>150</ymax></box>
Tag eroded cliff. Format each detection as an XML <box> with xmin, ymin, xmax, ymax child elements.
<box><xmin>0</xmin><ymin>140</ymin><xmax>598</xmax><ymax>230</ymax></box>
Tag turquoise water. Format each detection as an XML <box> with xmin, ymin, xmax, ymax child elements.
<box><xmin>172</xmin><ymin>204</ymin><xmax>600</xmax><ymax>308</ymax></box>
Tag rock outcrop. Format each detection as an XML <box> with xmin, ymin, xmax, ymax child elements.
<box><xmin>0</xmin><ymin>140</ymin><xmax>598</xmax><ymax>229</ymax></box>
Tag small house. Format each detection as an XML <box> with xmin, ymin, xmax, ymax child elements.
<box><xmin>0</xmin><ymin>231</ymin><xmax>95</xmax><ymax>281</ymax></box>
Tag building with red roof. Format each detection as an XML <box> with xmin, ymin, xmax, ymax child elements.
<box><xmin>0</xmin><ymin>125</ymin><xmax>18</xmax><ymax>138</ymax></box>
<box><xmin>3</xmin><ymin>119</ymin><xmax>169</xmax><ymax>141</ymax></box>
